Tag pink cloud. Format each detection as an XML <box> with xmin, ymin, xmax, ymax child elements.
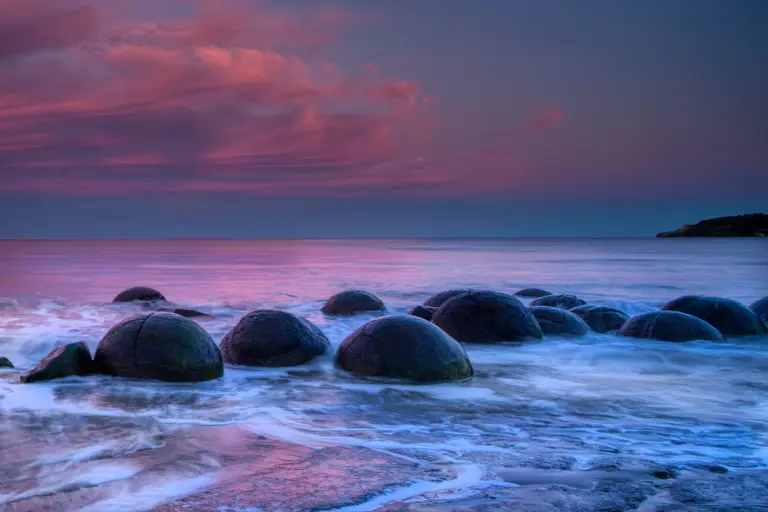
<box><xmin>520</xmin><ymin>106</ymin><xmax>565</xmax><ymax>134</ymax></box>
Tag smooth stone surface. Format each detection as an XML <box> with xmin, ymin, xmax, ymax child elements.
<box><xmin>530</xmin><ymin>306</ymin><xmax>590</xmax><ymax>336</ymax></box>
<box><xmin>321</xmin><ymin>290</ymin><xmax>385</xmax><ymax>316</ymax></box>
<box><xmin>408</xmin><ymin>305</ymin><xmax>437</xmax><ymax>321</ymax></box>
<box><xmin>514</xmin><ymin>287</ymin><xmax>553</xmax><ymax>298</ymax></box>
<box><xmin>661</xmin><ymin>295</ymin><xmax>765</xmax><ymax>337</ymax></box>
<box><xmin>569</xmin><ymin>305</ymin><xmax>630</xmax><ymax>333</ymax></box>
<box><xmin>94</xmin><ymin>312</ymin><xmax>223</xmax><ymax>382</ymax></box>
<box><xmin>220</xmin><ymin>310</ymin><xmax>331</xmax><ymax>367</ymax></box>
<box><xmin>530</xmin><ymin>294</ymin><xmax>587</xmax><ymax>310</ymax></box>
<box><xmin>335</xmin><ymin>314</ymin><xmax>473</xmax><ymax>382</ymax></box>
<box><xmin>0</xmin><ymin>356</ymin><xmax>14</xmax><ymax>368</ymax></box>
<box><xmin>159</xmin><ymin>307</ymin><xmax>214</xmax><ymax>319</ymax></box>
<box><xmin>749</xmin><ymin>296</ymin><xmax>768</xmax><ymax>330</ymax></box>
<box><xmin>21</xmin><ymin>342</ymin><xmax>94</xmax><ymax>383</ymax></box>
<box><xmin>112</xmin><ymin>286</ymin><xmax>166</xmax><ymax>303</ymax></box>
<box><xmin>432</xmin><ymin>291</ymin><xmax>543</xmax><ymax>343</ymax></box>
<box><xmin>618</xmin><ymin>311</ymin><xmax>724</xmax><ymax>342</ymax></box>
<box><xmin>423</xmin><ymin>288</ymin><xmax>475</xmax><ymax>308</ymax></box>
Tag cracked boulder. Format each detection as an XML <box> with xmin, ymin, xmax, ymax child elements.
<box><xmin>423</xmin><ymin>288</ymin><xmax>475</xmax><ymax>308</ymax></box>
<box><xmin>530</xmin><ymin>294</ymin><xmax>587</xmax><ymax>310</ymax></box>
<box><xmin>432</xmin><ymin>290</ymin><xmax>543</xmax><ymax>343</ymax></box>
<box><xmin>335</xmin><ymin>314</ymin><xmax>473</xmax><ymax>382</ymax></box>
<box><xmin>569</xmin><ymin>305</ymin><xmax>630</xmax><ymax>333</ymax></box>
<box><xmin>321</xmin><ymin>290</ymin><xmax>385</xmax><ymax>316</ymax></box>
<box><xmin>749</xmin><ymin>296</ymin><xmax>768</xmax><ymax>330</ymax></box>
<box><xmin>112</xmin><ymin>286</ymin><xmax>166</xmax><ymax>303</ymax></box>
<box><xmin>514</xmin><ymin>287</ymin><xmax>553</xmax><ymax>298</ymax></box>
<box><xmin>661</xmin><ymin>295</ymin><xmax>765</xmax><ymax>337</ymax></box>
<box><xmin>530</xmin><ymin>306</ymin><xmax>590</xmax><ymax>336</ymax></box>
<box><xmin>94</xmin><ymin>312</ymin><xmax>223</xmax><ymax>382</ymax></box>
<box><xmin>618</xmin><ymin>311</ymin><xmax>724</xmax><ymax>342</ymax></box>
<box><xmin>220</xmin><ymin>310</ymin><xmax>331</xmax><ymax>367</ymax></box>
<box><xmin>21</xmin><ymin>342</ymin><xmax>94</xmax><ymax>383</ymax></box>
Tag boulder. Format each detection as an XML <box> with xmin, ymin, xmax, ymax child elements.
<box><xmin>423</xmin><ymin>289</ymin><xmax>475</xmax><ymax>308</ymax></box>
<box><xmin>530</xmin><ymin>306</ymin><xmax>590</xmax><ymax>336</ymax></box>
<box><xmin>113</xmin><ymin>286</ymin><xmax>166</xmax><ymax>303</ymax></box>
<box><xmin>94</xmin><ymin>312</ymin><xmax>223</xmax><ymax>382</ymax></box>
<box><xmin>408</xmin><ymin>305</ymin><xmax>437</xmax><ymax>321</ymax></box>
<box><xmin>0</xmin><ymin>356</ymin><xmax>13</xmax><ymax>368</ymax></box>
<box><xmin>321</xmin><ymin>290</ymin><xmax>385</xmax><ymax>316</ymax></box>
<box><xmin>530</xmin><ymin>294</ymin><xmax>586</xmax><ymax>310</ymax></box>
<box><xmin>335</xmin><ymin>314</ymin><xmax>473</xmax><ymax>382</ymax></box>
<box><xmin>432</xmin><ymin>291</ymin><xmax>543</xmax><ymax>343</ymax></box>
<box><xmin>660</xmin><ymin>295</ymin><xmax>765</xmax><ymax>337</ymax></box>
<box><xmin>618</xmin><ymin>311</ymin><xmax>724</xmax><ymax>342</ymax></box>
<box><xmin>220</xmin><ymin>310</ymin><xmax>331</xmax><ymax>367</ymax></box>
<box><xmin>159</xmin><ymin>307</ymin><xmax>214</xmax><ymax>319</ymax></box>
<box><xmin>749</xmin><ymin>296</ymin><xmax>768</xmax><ymax>330</ymax></box>
<box><xmin>21</xmin><ymin>342</ymin><xmax>94</xmax><ymax>383</ymax></box>
<box><xmin>514</xmin><ymin>288</ymin><xmax>553</xmax><ymax>298</ymax></box>
<box><xmin>569</xmin><ymin>305</ymin><xmax>630</xmax><ymax>333</ymax></box>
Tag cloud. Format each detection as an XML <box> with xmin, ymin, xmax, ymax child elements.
<box><xmin>520</xmin><ymin>106</ymin><xmax>565</xmax><ymax>133</ymax></box>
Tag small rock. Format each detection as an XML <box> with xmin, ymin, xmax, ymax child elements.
<box><xmin>113</xmin><ymin>286</ymin><xmax>166</xmax><ymax>303</ymax></box>
<box><xmin>0</xmin><ymin>356</ymin><xmax>14</xmax><ymax>368</ymax></box>
<box><xmin>514</xmin><ymin>288</ymin><xmax>553</xmax><ymax>298</ymax></box>
<box><xmin>530</xmin><ymin>294</ymin><xmax>586</xmax><ymax>310</ymax></box>
<box><xmin>321</xmin><ymin>290</ymin><xmax>385</xmax><ymax>316</ymax></box>
<box><xmin>21</xmin><ymin>342</ymin><xmax>94</xmax><ymax>383</ymax></box>
<box><xmin>408</xmin><ymin>305</ymin><xmax>436</xmax><ymax>321</ymax></box>
<box><xmin>423</xmin><ymin>289</ymin><xmax>475</xmax><ymax>308</ymax></box>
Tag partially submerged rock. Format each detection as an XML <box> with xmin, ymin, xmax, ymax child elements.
<box><xmin>220</xmin><ymin>310</ymin><xmax>331</xmax><ymax>367</ymax></box>
<box><xmin>159</xmin><ymin>307</ymin><xmax>214</xmax><ymax>319</ymax></box>
<box><xmin>21</xmin><ymin>342</ymin><xmax>94</xmax><ymax>383</ymax></box>
<box><xmin>408</xmin><ymin>305</ymin><xmax>437</xmax><ymax>321</ymax></box>
<box><xmin>514</xmin><ymin>287</ymin><xmax>553</xmax><ymax>298</ymax></box>
<box><xmin>530</xmin><ymin>306</ymin><xmax>590</xmax><ymax>336</ymax></box>
<box><xmin>335</xmin><ymin>314</ymin><xmax>473</xmax><ymax>382</ymax></box>
<box><xmin>570</xmin><ymin>305</ymin><xmax>630</xmax><ymax>333</ymax></box>
<box><xmin>321</xmin><ymin>290</ymin><xmax>385</xmax><ymax>316</ymax></box>
<box><xmin>618</xmin><ymin>311</ymin><xmax>724</xmax><ymax>342</ymax></box>
<box><xmin>749</xmin><ymin>296</ymin><xmax>768</xmax><ymax>330</ymax></box>
<box><xmin>423</xmin><ymin>288</ymin><xmax>475</xmax><ymax>308</ymax></box>
<box><xmin>0</xmin><ymin>356</ymin><xmax>14</xmax><ymax>369</ymax></box>
<box><xmin>112</xmin><ymin>286</ymin><xmax>166</xmax><ymax>303</ymax></box>
<box><xmin>530</xmin><ymin>294</ymin><xmax>587</xmax><ymax>310</ymax></box>
<box><xmin>661</xmin><ymin>295</ymin><xmax>765</xmax><ymax>337</ymax></box>
<box><xmin>94</xmin><ymin>312</ymin><xmax>223</xmax><ymax>382</ymax></box>
<box><xmin>432</xmin><ymin>291</ymin><xmax>543</xmax><ymax>343</ymax></box>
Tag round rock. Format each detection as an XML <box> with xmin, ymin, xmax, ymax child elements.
<box><xmin>220</xmin><ymin>310</ymin><xmax>331</xmax><ymax>367</ymax></box>
<box><xmin>432</xmin><ymin>291</ymin><xmax>543</xmax><ymax>343</ymax></box>
<box><xmin>569</xmin><ymin>305</ymin><xmax>630</xmax><ymax>333</ymax></box>
<box><xmin>530</xmin><ymin>294</ymin><xmax>586</xmax><ymax>310</ymax></box>
<box><xmin>618</xmin><ymin>311</ymin><xmax>724</xmax><ymax>342</ymax></box>
<box><xmin>408</xmin><ymin>305</ymin><xmax>437</xmax><ymax>321</ymax></box>
<box><xmin>749</xmin><ymin>296</ymin><xmax>768</xmax><ymax>330</ymax></box>
<box><xmin>321</xmin><ymin>290</ymin><xmax>385</xmax><ymax>316</ymax></box>
<box><xmin>530</xmin><ymin>306</ymin><xmax>590</xmax><ymax>336</ymax></box>
<box><xmin>94</xmin><ymin>312</ymin><xmax>223</xmax><ymax>382</ymax></box>
<box><xmin>113</xmin><ymin>286</ymin><xmax>166</xmax><ymax>303</ymax></box>
<box><xmin>335</xmin><ymin>314</ymin><xmax>473</xmax><ymax>382</ymax></box>
<box><xmin>514</xmin><ymin>288</ymin><xmax>553</xmax><ymax>298</ymax></box>
<box><xmin>660</xmin><ymin>295</ymin><xmax>765</xmax><ymax>337</ymax></box>
<box><xmin>423</xmin><ymin>289</ymin><xmax>474</xmax><ymax>308</ymax></box>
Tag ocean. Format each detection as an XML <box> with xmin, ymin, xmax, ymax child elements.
<box><xmin>1</xmin><ymin>238</ymin><xmax>767</xmax><ymax>511</ymax></box>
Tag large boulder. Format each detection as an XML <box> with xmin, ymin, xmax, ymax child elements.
<box><xmin>569</xmin><ymin>305</ymin><xmax>630</xmax><ymax>333</ymax></box>
<box><xmin>530</xmin><ymin>294</ymin><xmax>586</xmax><ymax>310</ymax></box>
<box><xmin>336</xmin><ymin>314</ymin><xmax>473</xmax><ymax>382</ymax></box>
<box><xmin>660</xmin><ymin>295</ymin><xmax>765</xmax><ymax>337</ymax></box>
<box><xmin>514</xmin><ymin>288</ymin><xmax>553</xmax><ymax>298</ymax></box>
<box><xmin>113</xmin><ymin>286</ymin><xmax>166</xmax><ymax>303</ymax></box>
<box><xmin>423</xmin><ymin>289</ymin><xmax>474</xmax><ymax>308</ymax></box>
<box><xmin>94</xmin><ymin>312</ymin><xmax>223</xmax><ymax>382</ymax></box>
<box><xmin>432</xmin><ymin>291</ymin><xmax>543</xmax><ymax>343</ymax></box>
<box><xmin>408</xmin><ymin>305</ymin><xmax>437</xmax><ymax>321</ymax></box>
<box><xmin>321</xmin><ymin>290</ymin><xmax>385</xmax><ymax>316</ymax></box>
<box><xmin>21</xmin><ymin>342</ymin><xmax>94</xmax><ymax>383</ymax></box>
<box><xmin>618</xmin><ymin>311</ymin><xmax>724</xmax><ymax>342</ymax></box>
<box><xmin>749</xmin><ymin>296</ymin><xmax>768</xmax><ymax>330</ymax></box>
<box><xmin>530</xmin><ymin>306</ymin><xmax>590</xmax><ymax>336</ymax></box>
<box><xmin>0</xmin><ymin>357</ymin><xmax>14</xmax><ymax>368</ymax></box>
<box><xmin>220</xmin><ymin>310</ymin><xmax>331</xmax><ymax>367</ymax></box>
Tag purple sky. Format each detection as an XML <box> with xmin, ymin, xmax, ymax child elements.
<box><xmin>1</xmin><ymin>0</ymin><xmax>766</xmax><ymax>237</ymax></box>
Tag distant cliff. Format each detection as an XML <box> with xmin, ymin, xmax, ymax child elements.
<box><xmin>657</xmin><ymin>214</ymin><xmax>768</xmax><ymax>238</ymax></box>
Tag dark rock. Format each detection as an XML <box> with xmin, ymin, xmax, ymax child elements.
<box><xmin>0</xmin><ymin>356</ymin><xmax>13</xmax><ymax>368</ymax></box>
<box><xmin>21</xmin><ymin>342</ymin><xmax>94</xmax><ymax>383</ymax></box>
<box><xmin>94</xmin><ymin>312</ymin><xmax>223</xmax><ymax>382</ymax></box>
<box><xmin>514</xmin><ymin>288</ymin><xmax>553</xmax><ymax>298</ymax></box>
<box><xmin>530</xmin><ymin>306</ymin><xmax>590</xmax><ymax>336</ymax></box>
<box><xmin>159</xmin><ymin>307</ymin><xmax>214</xmax><ymax>319</ymax></box>
<box><xmin>408</xmin><ymin>305</ymin><xmax>437</xmax><ymax>321</ymax></box>
<box><xmin>530</xmin><ymin>294</ymin><xmax>586</xmax><ymax>310</ymax></box>
<box><xmin>657</xmin><ymin>213</ymin><xmax>768</xmax><ymax>237</ymax></box>
<box><xmin>660</xmin><ymin>295</ymin><xmax>765</xmax><ymax>337</ymax></box>
<box><xmin>618</xmin><ymin>311</ymin><xmax>724</xmax><ymax>342</ymax></box>
<box><xmin>113</xmin><ymin>286</ymin><xmax>166</xmax><ymax>303</ymax></box>
<box><xmin>220</xmin><ymin>310</ymin><xmax>331</xmax><ymax>367</ymax></box>
<box><xmin>432</xmin><ymin>291</ymin><xmax>543</xmax><ymax>343</ymax></box>
<box><xmin>749</xmin><ymin>296</ymin><xmax>768</xmax><ymax>330</ymax></box>
<box><xmin>423</xmin><ymin>289</ymin><xmax>474</xmax><ymax>308</ymax></box>
<box><xmin>569</xmin><ymin>305</ymin><xmax>630</xmax><ymax>333</ymax></box>
<box><xmin>335</xmin><ymin>314</ymin><xmax>473</xmax><ymax>382</ymax></box>
<box><xmin>321</xmin><ymin>290</ymin><xmax>385</xmax><ymax>315</ymax></box>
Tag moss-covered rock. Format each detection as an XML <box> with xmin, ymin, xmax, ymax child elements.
<box><xmin>0</xmin><ymin>357</ymin><xmax>14</xmax><ymax>369</ymax></box>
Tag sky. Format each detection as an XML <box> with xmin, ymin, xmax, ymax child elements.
<box><xmin>0</xmin><ymin>0</ymin><xmax>766</xmax><ymax>238</ymax></box>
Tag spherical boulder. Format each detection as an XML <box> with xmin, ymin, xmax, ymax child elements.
<box><xmin>432</xmin><ymin>291</ymin><xmax>543</xmax><ymax>343</ymax></box>
<box><xmin>336</xmin><ymin>314</ymin><xmax>473</xmax><ymax>382</ymax></box>
<box><xmin>569</xmin><ymin>305</ymin><xmax>630</xmax><ymax>333</ymax></box>
<box><xmin>408</xmin><ymin>305</ymin><xmax>437</xmax><ymax>321</ymax></box>
<box><xmin>220</xmin><ymin>310</ymin><xmax>331</xmax><ymax>367</ymax></box>
<box><xmin>618</xmin><ymin>311</ymin><xmax>724</xmax><ymax>342</ymax></box>
<box><xmin>530</xmin><ymin>306</ymin><xmax>590</xmax><ymax>336</ymax></box>
<box><xmin>113</xmin><ymin>286</ymin><xmax>166</xmax><ymax>303</ymax></box>
<box><xmin>94</xmin><ymin>312</ymin><xmax>223</xmax><ymax>382</ymax></box>
<box><xmin>423</xmin><ymin>289</ymin><xmax>474</xmax><ymax>308</ymax></box>
<box><xmin>660</xmin><ymin>295</ymin><xmax>765</xmax><ymax>337</ymax></box>
<box><xmin>321</xmin><ymin>290</ymin><xmax>385</xmax><ymax>316</ymax></box>
<box><xmin>749</xmin><ymin>296</ymin><xmax>768</xmax><ymax>330</ymax></box>
<box><xmin>514</xmin><ymin>288</ymin><xmax>553</xmax><ymax>298</ymax></box>
<box><xmin>530</xmin><ymin>294</ymin><xmax>586</xmax><ymax>310</ymax></box>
